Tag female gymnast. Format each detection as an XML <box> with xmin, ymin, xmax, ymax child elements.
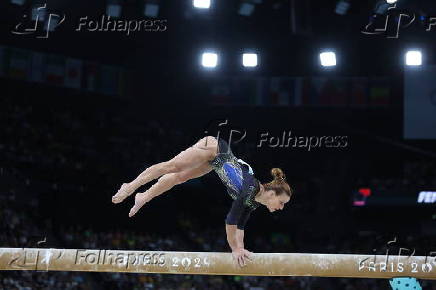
<box><xmin>112</xmin><ymin>136</ymin><xmax>292</xmax><ymax>267</ymax></box>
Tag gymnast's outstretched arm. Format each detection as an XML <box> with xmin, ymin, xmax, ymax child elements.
<box><xmin>226</xmin><ymin>224</ymin><xmax>252</xmax><ymax>267</ymax></box>
<box><xmin>236</xmin><ymin>228</ymin><xmax>245</xmax><ymax>249</ymax></box>
<box><xmin>225</xmin><ymin>224</ymin><xmax>243</xmax><ymax>251</ymax></box>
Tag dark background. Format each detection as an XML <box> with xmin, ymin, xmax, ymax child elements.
<box><xmin>1</xmin><ymin>0</ymin><xmax>435</xmax><ymax>289</ymax></box>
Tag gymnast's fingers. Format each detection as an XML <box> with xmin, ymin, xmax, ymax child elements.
<box><xmin>238</xmin><ymin>256</ymin><xmax>245</xmax><ymax>267</ymax></box>
<box><xmin>243</xmin><ymin>249</ymin><xmax>253</xmax><ymax>260</ymax></box>
<box><xmin>241</xmin><ymin>256</ymin><xmax>245</xmax><ymax>267</ymax></box>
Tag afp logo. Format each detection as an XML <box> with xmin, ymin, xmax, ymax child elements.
<box><xmin>12</xmin><ymin>3</ymin><xmax>66</xmax><ymax>39</ymax></box>
<box><xmin>362</xmin><ymin>4</ymin><xmax>436</xmax><ymax>38</ymax></box>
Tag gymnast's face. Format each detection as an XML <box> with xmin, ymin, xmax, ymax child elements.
<box><xmin>266</xmin><ymin>191</ymin><xmax>290</xmax><ymax>212</ymax></box>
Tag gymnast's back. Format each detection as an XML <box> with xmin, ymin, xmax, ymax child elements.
<box><xmin>208</xmin><ymin>137</ymin><xmax>261</xmax><ymax>211</ymax></box>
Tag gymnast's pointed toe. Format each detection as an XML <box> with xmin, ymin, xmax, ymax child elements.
<box><xmin>112</xmin><ymin>183</ymin><xmax>133</xmax><ymax>204</ymax></box>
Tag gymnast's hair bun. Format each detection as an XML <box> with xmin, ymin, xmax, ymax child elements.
<box><xmin>271</xmin><ymin>168</ymin><xmax>286</xmax><ymax>182</ymax></box>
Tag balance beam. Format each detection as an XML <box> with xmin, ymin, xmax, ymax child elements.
<box><xmin>0</xmin><ymin>248</ymin><xmax>435</xmax><ymax>279</ymax></box>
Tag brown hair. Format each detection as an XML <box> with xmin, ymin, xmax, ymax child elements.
<box><xmin>262</xmin><ymin>168</ymin><xmax>293</xmax><ymax>197</ymax></box>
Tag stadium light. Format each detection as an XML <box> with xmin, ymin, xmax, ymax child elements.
<box><xmin>242</xmin><ymin>53</ymin><xmax>258</xmax><ymax>67</ymax></box>
<box><xmin>201</xmin><ymin>52</ymin><xmax>218</xmax><ymax>68</ymax></box>
<box><xmin>335</xmin><ymin>0</ymin><xmax>351</xmax><ymax>15</ymax></box>
<box><xmin>374</xmin><ymin>0</ymin><xmax>395</xmax><ymax>14</ymax></box>
<box><xmin>107</xmin><ymin>0</ymin><xmax>122</xmax><ymax>18</ymax></box>
<box><xmin>238</xmin><ymin>0</ymin><xmax>262</xmax><ymax>16</ymax></box>
<box><xmin>405</xmin><ymin>50</ymin><xmax>422</xmax><ymax>66</ymax></box>
<box><xmin>11</xmin><ymin>0</ymin><xmax>26</xmax><ymax>5</ymax></box>
<box><xmin>193</xmin><ymin>0</ymin><xmax>211</xmax><ymax>9</ymax></box>
<box><xmin>319</xmin><ymin>51</ymin><xmax>336</xmax><ymax>67</ymax></box>
<box><xmin>144</xmin><ymin>3</ymin><xmax>159</xmax><ymax>17</ymax></box>
<box><xmin>31</xmin><ymin>4</ymin><xmax>46</xmax><ymax>21</ymax></box>
<box><xmin>238</xmin><ymin>2</ymin><xmax>255</xmax><ymax>16</ymax></box>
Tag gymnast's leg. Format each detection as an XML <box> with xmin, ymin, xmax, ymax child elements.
<box><xmin>128</xmin><ymin>162</ymin><xmax>213</xmax><ymax>217</ymax></box>
<box><xmin>112</xmin><ymin>136</ymin><xmax>218</xmax><ymax>204</ymax></box>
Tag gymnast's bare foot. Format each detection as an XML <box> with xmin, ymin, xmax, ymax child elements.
<box><xmin>129</xmin><ymin>192</ymin><xmax>154</xmax><ymax>217</ymax></box>
<box><xmin>112</xmin><ymin>183</ymin><xmax>136</xmax><ymax>204</ymax></box>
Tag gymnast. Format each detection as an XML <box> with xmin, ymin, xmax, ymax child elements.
<box><xmin>112</xmin><ymin>136</ymin><xmax>292</xmax><ymax>267</ymax></box>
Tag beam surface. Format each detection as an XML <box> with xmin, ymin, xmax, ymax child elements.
<box><xmin>0</xmin><ymin>248</ymin><xmax>435</xmax><ymax>279</ymax></box>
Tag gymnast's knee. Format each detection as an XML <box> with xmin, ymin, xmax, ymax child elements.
<box><xmin>159</xmin><ymin>172</ymin><xmax>185</xmax><ymax>186</ymax></box>
<box><xmin>164</xmin><ymin>160</ymin><xmax>181</xmax><ymax>173</ymax></box>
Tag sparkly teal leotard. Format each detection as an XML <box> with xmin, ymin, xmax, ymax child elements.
<box><xmin>209</xmin><ymin>138</ymin><xmax>261</xmax><ymax>229</ymax></box>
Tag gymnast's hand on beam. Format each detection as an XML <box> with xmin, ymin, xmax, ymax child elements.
<box><xmin>231</xmin><ymin>248</ymin><xmax>252</xmax><ymax>267</ymax></box>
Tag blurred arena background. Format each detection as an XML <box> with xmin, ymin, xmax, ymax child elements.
<box><xmin>1</xmin><ymin>0</ymin><xmax>435</xmax><ymax>289</ymax></box>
